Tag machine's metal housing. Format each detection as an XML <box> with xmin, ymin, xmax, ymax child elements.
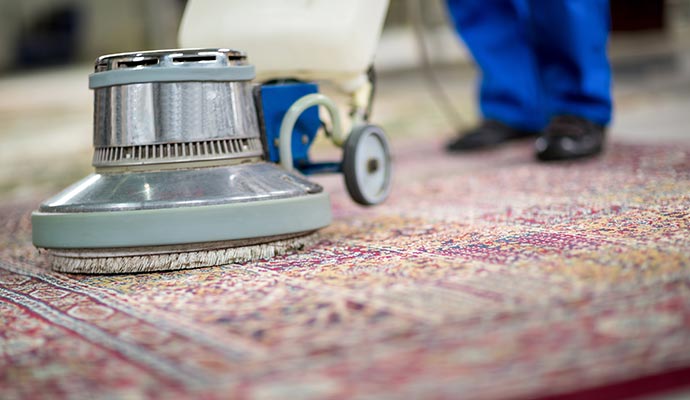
<box><xmin>32</xmin><ymin>49</ymin><xmax>332</xmax><ymax>269</ymax></box>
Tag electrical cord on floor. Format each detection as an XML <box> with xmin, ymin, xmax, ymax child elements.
<box><xmin>406</xmin><ymin>0</ymin><xmax>468</xmax><ymax>132</ymax></box>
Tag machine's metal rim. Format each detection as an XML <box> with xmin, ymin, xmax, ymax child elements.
<box><xmin>32</xmin><ymin>192</ymin><xmax>331</xmax><ymax>249</ymax></box>
<box><xmin>94</xmin><ymin>48</ymin><xmax>247</xmax><ymax>71</ymax></box>
<box><xmin>89</xmin><ymin>65</ymin><xmax>256</xmax><ymax>88</ymax></box>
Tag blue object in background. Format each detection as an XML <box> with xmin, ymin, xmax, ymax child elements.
<box><xmin>445</xmin><ymin>0</ymin><xmax>613</xmax><ymax>131</ymax></box>
<box><xmin>258</xmin><ymin>82</ymin><xmax>321</xmax><ymax>168</ymax></box>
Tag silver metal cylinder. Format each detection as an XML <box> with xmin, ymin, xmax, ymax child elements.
<box><xmin>90</xmin><ymin>49</ymin><xmax>263</xmax><ymax>168</ymax></box>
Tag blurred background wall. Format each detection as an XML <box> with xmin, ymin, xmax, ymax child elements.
<box><xmin>0</xmin><ymin>0</ymin><xmax>186</xmax><ymax>72</ymax></box>
<box><xmin>0</xmin><ymin>0</ymin><xmax>688</xmax><ymax>74</ymax></box>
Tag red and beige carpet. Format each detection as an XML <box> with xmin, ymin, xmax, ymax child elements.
<box><xmin>1</xmin><ymin>139</ymin><xmax>689</xmax><ymax>399</ymax></box>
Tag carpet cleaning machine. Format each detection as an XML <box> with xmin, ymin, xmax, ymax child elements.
<box><xmin>31</xmin><ymin>0</ymin><xmax>392</xmax><ymax>273</ymax></box>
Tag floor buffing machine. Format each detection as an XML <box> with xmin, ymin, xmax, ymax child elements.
<box><xmin>31</xmin><ymin>0</ymin><xmax>392</xmax><ymax>273</ymax></box>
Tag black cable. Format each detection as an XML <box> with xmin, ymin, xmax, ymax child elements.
<box><xmin>365</xmin><ymin>65</ymin><xmax>377</xmax><ymax>122</ymax></box>
<box><xmin>406</xmin><ymin>0</ymin><xmax>467</xmax><ymax>131</ymax></box>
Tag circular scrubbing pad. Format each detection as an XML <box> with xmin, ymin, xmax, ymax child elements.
<box><xmin>44</xmin><ymin>232</ymin><xmax>319</xmax><ymax>274</ymax></box>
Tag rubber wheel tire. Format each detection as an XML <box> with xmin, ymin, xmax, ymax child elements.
<box><xmin>342</xmin><ymin>124</ymin><xmax>392</xmax><ymax>206</ymax></box>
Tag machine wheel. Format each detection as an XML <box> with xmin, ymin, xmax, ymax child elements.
<box><xmin>342</xmin><ymin>124</ymin><xmax>392</xmax><ymax>206</ymax></box>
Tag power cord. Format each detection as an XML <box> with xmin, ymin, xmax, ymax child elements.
<box><xmin>406</xmin><ymin>0</ymin><xmax>468</xmax><ymax>132</ymax></box>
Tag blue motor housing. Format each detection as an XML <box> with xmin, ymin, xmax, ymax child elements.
<box><xmin>253</xmin><ymin>80</ymin><xmax>391</xmax><ymax>205</ymax></box>
<box><xmin>255</xmin><ymin>82</ymin><xmax>321</xmax><ymax>170</ymax></box>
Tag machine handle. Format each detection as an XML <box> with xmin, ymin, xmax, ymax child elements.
<box><xmin>278</xmin><ymin>93</ymin><xmax>345</xmax><ymax>171</ymax></box>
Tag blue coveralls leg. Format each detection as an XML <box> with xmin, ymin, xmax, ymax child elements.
<box><xmin>445</xmin><ymin>0</ymin><xmax>612</xmax><ymax>130</ymax></box>
<box><xmin>528</xmin><ymin>0</ymin><xmax>612</xmax><ymax>126</ymax></box>
<box><xmin>446</xmin><ymin>0</ymin><xmax>545</xmax><ymax>131</ymax></box>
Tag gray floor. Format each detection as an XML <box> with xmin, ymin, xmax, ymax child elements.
<box><xmin>610</xmin><ymin>40</ymin><xmax>690</xmax><ymax>143</ymax></box>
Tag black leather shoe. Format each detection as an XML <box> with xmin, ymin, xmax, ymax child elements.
<box><xmin>535</xmin><ymin>115</ymin><xmax>606</xmax><ymax>161</ymax></box>
<box><xmin>446</xmin><ymin>120</ymin><xmax>538</xmax><ymax>152</ymax></box>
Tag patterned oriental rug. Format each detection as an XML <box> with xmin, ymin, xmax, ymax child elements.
<box><xmin>1</xmin><ymin>140</ymin><xmax>689</xmax><ymax>399</ymax></box>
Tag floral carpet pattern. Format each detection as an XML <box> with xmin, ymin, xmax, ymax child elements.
<box><xmin>1</xmin><ymin>140</ymin><xmax>690</xmax><ymax>399</ymax></box>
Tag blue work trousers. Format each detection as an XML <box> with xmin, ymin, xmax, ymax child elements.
<box><xmin>446</xmin><ymin>0</ymin><xmax>612</xmax><ymax>131</ymax></box>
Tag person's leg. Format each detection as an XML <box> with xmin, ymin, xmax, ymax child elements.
<box><xmin>530</xmin><ymin>0</ymin><xmax>612</xmax><ymax>126</ymax></box>
<box><xmin>528</xmin><ymin>0</ymin><xmax>612</xmax><ymax>161</ymax></box>
<box><xmin>446</xmin><ymin>0</ymin><xmax>546</xmax><ymax>133</ymax></box>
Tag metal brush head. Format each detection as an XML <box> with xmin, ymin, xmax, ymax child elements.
<box><xmin>31</xmin><ymin>48</ymin><xmax>332</xmax><ymax>273</ymax></box>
